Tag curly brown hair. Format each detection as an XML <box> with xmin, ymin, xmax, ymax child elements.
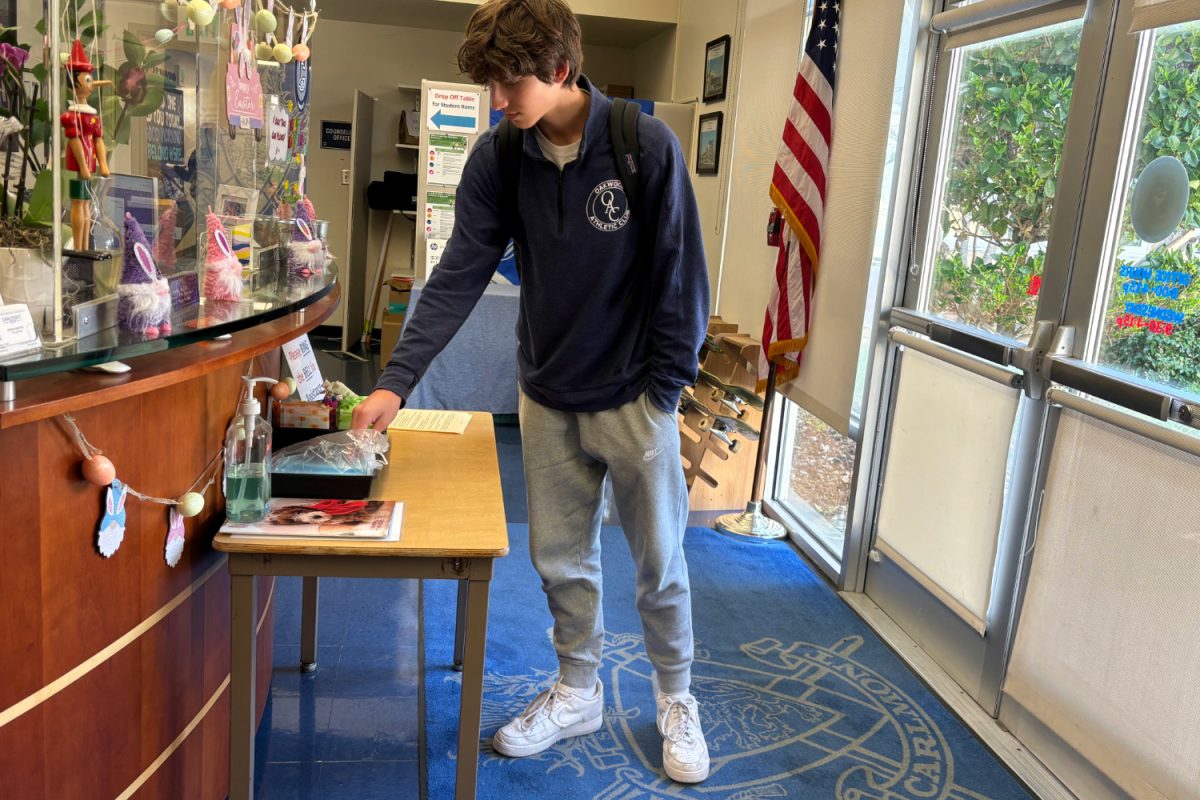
<box><xmin>457</xmin><ymin>0</ymin><xmax>583</xmax><ymax>88</ymax></box>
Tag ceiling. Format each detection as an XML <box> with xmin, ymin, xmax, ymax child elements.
<box><xmin>319</xmin><ymin>0</ymin><xmax>675</xmax><ymax>47</ymax></box>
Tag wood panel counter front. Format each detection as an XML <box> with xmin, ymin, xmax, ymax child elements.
<box><xmin>0</xmin><ymin>287</ymin><xmax>337</xmax><ymax>799</ymax></box>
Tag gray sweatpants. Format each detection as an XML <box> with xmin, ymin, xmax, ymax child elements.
<box><xmin>519</xmin><ymin>389</ymin><xmax>694</xmax><ymax>696</ymax></box>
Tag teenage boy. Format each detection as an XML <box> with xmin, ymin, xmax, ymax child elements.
<box><xmin>351</xmin><ymin>0</ymin><xmax>710</xmax><ymax>783</ymax></box>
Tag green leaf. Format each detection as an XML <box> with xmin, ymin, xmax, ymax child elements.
<box><xmin>122</xmin><ymin>28</ymin><xmax>145</xmax><ymax>66</ymax></box>
<box><xmin>143</xmin><ymin>51</ymin><xmax>168</xmax><ymax>69</ymax></box>
<box><xmin>24</xmin><ymin>169</ymin><xmax>64</xmax><ymax>226</ymax></box>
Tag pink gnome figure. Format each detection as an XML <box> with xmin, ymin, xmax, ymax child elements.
<box><xmin>117</xmin><ymin>213</ymin><xmax>172</xmax><ymax>338</ymax></box>
<box><xmin>203</xmin><ymin>209</ymin><xmax>244</xmax><ymax>302</ymax></box>
<box><xmin>153</xmin><ymin>202</ymin><xmax>177</xmax><ymax>272</ymax></box>
<box><xmin>287</xmin><ymin>199</ymin><xmax>324</xmax><ymax>287</ymax></box>
<box><xmin>300</xmin><ymin>195</ymin><xmax>317</xmax><ymax>221</ymax></box>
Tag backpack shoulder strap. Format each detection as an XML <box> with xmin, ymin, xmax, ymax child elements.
<box><xmin>608</xmin><ymin>97</ymin><xmax>642</xmax><ymax>215</ymax></box>
<box><xmin>498</xmin><ymin>118</ymin><xmax>524</xmax><ymax>235</ymax></box>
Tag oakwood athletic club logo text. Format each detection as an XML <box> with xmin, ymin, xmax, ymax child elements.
<box><xmin>587</xmin><ymin>179</ymin><xmax>630</xmax><ymax>232</ymax></box>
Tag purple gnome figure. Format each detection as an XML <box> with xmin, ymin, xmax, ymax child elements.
<box><xmin>117</xmin><ymin>212</ymin><xmax>172</xmax><ymax>338</ymax></box>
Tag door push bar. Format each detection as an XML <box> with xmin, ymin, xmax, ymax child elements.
<box><xmin>888</xmin><ymin>309</ymin><xmax>1200</xmax><ymax>452</ymax></box>
<box><xmin>886</xmin><ymin>310</ymin><xmax>1072</xmax><ymax>399</ymax></box>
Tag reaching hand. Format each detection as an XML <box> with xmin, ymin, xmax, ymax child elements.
<box><xmin>351</xmin><ymin>389</ymin><xmax>404</xmax><ymax>432</ymax></box>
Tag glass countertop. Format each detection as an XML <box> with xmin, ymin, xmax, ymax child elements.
<box><xmin>0</xmin><ymin>266</ymin><xmax>338</xmax><ymax>383</ymax></box>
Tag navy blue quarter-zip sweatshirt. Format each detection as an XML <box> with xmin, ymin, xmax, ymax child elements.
<box><xmin>378</xmin><ymin>76</ymin><xmax>709</xmax><ymax>414</ymax></box>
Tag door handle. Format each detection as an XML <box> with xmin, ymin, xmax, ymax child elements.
<box><xmin>1010</xmin><ymin>321</ymin><xmax>1074</xmax><ymax>400</ymax></box>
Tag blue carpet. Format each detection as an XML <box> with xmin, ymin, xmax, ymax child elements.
<box><xmin>423</xmin><ymin>525</ymin><xmax>1032</xmax><ymax>800</ymax></box>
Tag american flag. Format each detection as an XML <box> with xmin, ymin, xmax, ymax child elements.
<box><xmin>760</xmin><ymin>1</ymin><xmax>840</xmax><ymax>390</ymax></box>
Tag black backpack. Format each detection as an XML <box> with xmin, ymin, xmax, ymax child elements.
<box><xmin>497</xmin><ymin>96</ymin><xmax>643</xmax><ymax>243</ymax></box>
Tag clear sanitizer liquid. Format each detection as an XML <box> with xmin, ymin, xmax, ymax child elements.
<box><xmin>225</xmin><ymin>376</ymin><xmax>276</xmax><ymax>524</ymax></box>
<box><xmin>225</xmin><ymin>462</ymin><xmax>270</xmax><ymax>522</ymax></box>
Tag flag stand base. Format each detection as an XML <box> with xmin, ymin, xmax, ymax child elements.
<box><xmin>716</xmin><ymin>501</ymin><xmax>786</xmax><ymax>543</ymax></box>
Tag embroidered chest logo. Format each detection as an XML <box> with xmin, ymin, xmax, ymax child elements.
<box><xmin>587</xmin><ymin>179</ymin><xmax>630</xmax><ymax>232</ymax></box>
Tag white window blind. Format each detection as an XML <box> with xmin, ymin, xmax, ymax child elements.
<box><xmin>873</xmin><ymin>350</ymin><xmax>1021</xmax><ymax>633</ymax></box>
<box><xmin>1002</xmin><ymin>409</ymin><xmax>1200</xmax><ymax>800</ymax></box>
<box><xmin>1130</xmin><ymin>0</ymin><xmax>1200</xmax><ymax>32</ymax></box>
<box><xmin>932</xmin><ymin>0</ymin><xmax>1087</xmax><ymax>48</ymax></box>
<box><xmin>717</xmin><ymin>0</ymin><xmax>907</xmax><ymax>436</ymax></box>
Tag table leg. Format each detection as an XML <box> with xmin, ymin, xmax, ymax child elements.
<box><xmin>453</xmin><ymin>579</ymin><xmax>468</xmax><ymax>671</ymax></box>
<box><xmin>455</xmin><ymin>575</ymin><xmax>491</xmax><ymax>800</ymax></box>
<box><xmin>229</xmin><ymin>573</ymin><xmax>258</xmax><ymax>800</ymax></box>
<box><xmin>301</xmin><ymin>576</ymin><xmax>319</xmax><ymax>672</ymax></box>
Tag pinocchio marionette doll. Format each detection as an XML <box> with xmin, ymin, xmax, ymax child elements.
<box><xmin>60</xmin><ymin>40</ymin><xmax>111</xmax><ymax>251</ymax></box>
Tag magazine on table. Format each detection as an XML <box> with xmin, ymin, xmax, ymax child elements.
<box><xmin>221</xmin><ymin>499</ymin><xmax>403</xmax><ymax>540</ymax></box>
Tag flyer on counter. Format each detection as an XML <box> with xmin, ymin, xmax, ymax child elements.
<box><xmin>388</xmin><ymin>408</ymin><xmax>472</xmax><ymax>435</ymax></box>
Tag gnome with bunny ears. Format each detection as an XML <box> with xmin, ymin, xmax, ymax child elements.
<box><xmin>117</xmin><ymin>212</ymin><xmax>172</xmax><ymax>338</ymax></box>
<box><xmin>287</xmin><ymin>198</ymin><xmax>325</xmax><ymax>289</ymax></box>
<box><xmin>203</xmin><ymin>209</ymin><xmax>244</xmax><ymax>301</ymax></box>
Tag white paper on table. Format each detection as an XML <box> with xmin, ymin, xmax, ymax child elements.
<box><xmin>388</xmin><ymin>408</ymin><xmax>471</xmax><ymax>435</ymax></box>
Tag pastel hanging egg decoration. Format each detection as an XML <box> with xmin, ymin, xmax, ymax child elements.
<box><xmin>291</xmin><ymin>43</ymin><xmax>310</xmax><ymax>62</ymax></box>
<box><xmin>220</xmin><ymin>0</ymin><xmax>241</xmax><ymax>7</ymax></box>
<box><xmin>270</xmin><ymin>380</ymin><xmax>293</xmax><ymax>401</ymax></box>
<box><xmin>155</xmin><ymin>28</ymin><xmax>175</xmax><ymax>44</ymax></box>
<box><xmin>255</xmin><ymin>41</ymin><xmax>274</xmax><ymax>61</ymax></box>
<box><xmin>254</xmin><ymin>9</ymin><xmax>278</xmax><ymax>35</ymax></box>
<box><xmin>273</xmin><ymin>42</ymin><xmax>293</xmax><ymax>63</ymax></box>
<box><xmin>177</xmin><ymin>492</ymin><xmax>205</xmax><ymax>518</ymax></box>
<box><xmin>186</xmin><ymin>0</ymin><xmax>216</xmax><ymax>27</ymax></box>
<box><xmin>283</xmin><ymin>377</ymin><xmax>298</xmax><ymax>394</ymax></box>
<box><xmin>82</xmin><ymin>454</ymin><xmax>116</xmax><ymax>486</ymax></box>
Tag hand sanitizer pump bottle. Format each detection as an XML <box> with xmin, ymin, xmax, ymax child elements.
<box><xmin>224</xmin><ymin>376</ymin><xmax>278</xmax><ymax>523</ymax></box>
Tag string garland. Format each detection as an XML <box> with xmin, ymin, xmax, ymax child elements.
<box><xmin>61</xmin><ymin>413</ymin><xmax>226</xmax><ymax>510</ymax></box>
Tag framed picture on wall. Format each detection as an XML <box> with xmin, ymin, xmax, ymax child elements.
<box><xmin>696</xmin><ymin>112</ymin><xmax>722</xmax><ymax>175</ymax></box>
<box><xmin>702</xmin><ymin>35</ymin><xmax>731</xmax><ymax>103</ymax></box>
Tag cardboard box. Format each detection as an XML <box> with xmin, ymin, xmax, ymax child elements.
<box><xmin>380</xmin><ymin>311</ymin><xmax>405</xmax><ymax>363</ymax></box>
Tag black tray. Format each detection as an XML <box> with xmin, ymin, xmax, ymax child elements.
<box><xmin>274</xmin><ymin>426</ymin><xmax>335</xmax><ymax>450</ymax></box>
<box><xmin>272</xmin><ymin>471</ymin><xmax>374</xmax><ymax>499</ymax></box>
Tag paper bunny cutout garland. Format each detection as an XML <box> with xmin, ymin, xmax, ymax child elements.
<box><xmin>96</xmin><ymin>479</ymin><xmax>128</xmax><ymax>558</ymax></box>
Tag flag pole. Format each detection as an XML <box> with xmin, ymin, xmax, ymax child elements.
<box><xmin>715</xmin><ymin>360</ymin><xmax>786</xmax><ymax>542</ymax></box>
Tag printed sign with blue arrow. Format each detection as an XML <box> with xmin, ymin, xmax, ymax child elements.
<box><xmin>431</xmin><ymin>109</ymin><xmax>476</xmax><ymax>130</ymax></box>
<box><xmin>426</xmin><ymin>88</ymin><xmax>481</xmax><ymax>133</ymax></box>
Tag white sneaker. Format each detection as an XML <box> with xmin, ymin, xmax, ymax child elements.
<box><xmin>492</xmin><ymin>679</ymin><xmax>604</xmax><ymax>757</ymax></box>
<box><xmin>655</xmin><ymin>686</ymin><xmax>710</xmax><ymax>783</ymax></box>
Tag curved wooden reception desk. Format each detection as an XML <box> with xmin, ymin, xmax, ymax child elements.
<box><xmin>0</xmin><ymin>287</ymin><xmax>338</xmax><ymax>799</ymax></box>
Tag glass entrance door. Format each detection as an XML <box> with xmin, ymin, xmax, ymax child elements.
<box><xmin>863</xmin><ymin>2</ymin><xmax>1092</xmax><ymax>712</ymax></box>
<box><xmin>865</xmin><ymin>0</ymin><xmax>1200</xmax><ymax>764</ymax></box>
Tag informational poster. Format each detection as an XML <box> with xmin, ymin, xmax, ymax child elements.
<box><xmin>281</xmin><ymin>334</ymin><xmax>325</xmax><ymax>401</ymax></box>
<box><xmin>427</xmin><ymin>133</ymin><xmax>468</xmax><ymax>187</ymax></box>
<box><xmin>425</xmin><ymin>191</ymin><xmax>456</xmax><ymax>239</ymax></box>
<box><xmin>146</xmin><ymin>87</ymin><xmax>184</xmax><ymax>170</ymax></box>
<box><xmin>426</xmin><ymin>88</ymin><xmax>481</xmax><ymax>133</ymax></box>
<box><xmin>426</xmin><ymin>239</ymin><xmax>448</xmax><ymax>271</ymax></box>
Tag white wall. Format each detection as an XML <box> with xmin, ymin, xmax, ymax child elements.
<box><xmin>715</xmin><ymin>0</ymin><xmax>804</xmax><ymax>336</ymax></box>
<box><xmin>634</xmin><ymin>27</ymin><xmax>677</xmax><ymax>101</ymax></box>
<box><xmin>673</xmin><ymin>0</ymin><xmax>742</xmax><ymax>302</ymax></box>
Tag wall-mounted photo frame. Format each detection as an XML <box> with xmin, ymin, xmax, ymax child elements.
<box><xmin>703</xmin><ymin>35</ymin><xmax>731</xmax><ymax>103</ymax></box>
<box><xmin>696</xmin><ymin>112</ymin><xmax>723</xmax><ymax>175</ymax></box>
